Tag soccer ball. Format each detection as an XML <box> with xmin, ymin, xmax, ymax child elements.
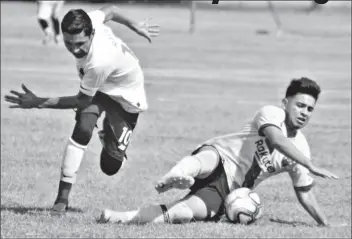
<box><xmin>225</xmin><ymin>187</ymin><xmax>263</xmax><ymax>225</ymax></box>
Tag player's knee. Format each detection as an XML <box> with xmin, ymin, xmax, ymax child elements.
<box><xmin>165</xmin><ymin>202</ymin><xmax>194</xmax><ymax>224</ymax></box>
<box><xmin>71</xmin><ymin>114</ymin><xmax>97</xmax><ymax>146</ymax></box>
<box><xmin>100</xmin><ymin>149</ymin><xmax>124</xmax><ymax>176</ymax></box>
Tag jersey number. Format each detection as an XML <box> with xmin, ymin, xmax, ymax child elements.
<box><xmin>118</xmin><ymin>126</ymin><xmax>132</xmax><ymax>151</ymax></box>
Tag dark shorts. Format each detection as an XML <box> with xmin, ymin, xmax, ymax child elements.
<box><xmin>187</xmin><ymin>145</ymin><xmax>231</xmax><ymax>221</ymax></box>
<box><xmin>75</xmin><ymin>92</ymin><xmax>139</xmax><ymax>159</ymax></box>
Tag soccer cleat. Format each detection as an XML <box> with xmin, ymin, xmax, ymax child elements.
<box><xmin>155</xmin><ymin>174</ymin><xmax>195</xmax><ymax>194</ymax></box>
<box><xmin>51</xmin><ymin>201</ymin><xmax>68</xmax><ymax>216</ymax></box>
<box><xmin>99</xmin><ymin>209</ymin><xmax>123</xmax><ymax>223</ymax></box>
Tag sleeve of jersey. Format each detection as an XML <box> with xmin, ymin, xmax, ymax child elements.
<box><xmin>288</xmin><ymin>140</ymin><xmax>314</xmax><ymax>191</ymax></box>
<box><xmin>79</xmin><ymin>66</ymin><xmax>110</xmax><ymax>97</ymax></box>
<box><xmin>254</xmin><ymin>105</ymin><xmax>286</xmax><ymax>136</ymax></box>
<box><xmin>88</xmin><ymin>10</ymin><xmax>106</xmax><ymax>27</ymax></box>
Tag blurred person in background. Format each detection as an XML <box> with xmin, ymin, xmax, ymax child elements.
<box><xmin>37</xmin><ymin>0</ymin><xmax>65</xmax><ymax>44</ymax></box>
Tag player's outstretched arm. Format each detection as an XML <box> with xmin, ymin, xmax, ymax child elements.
<box><xmin>4</xmin><ymin>84</ymin><xmax>93</xmax><ymax>109</ymax></box>
<box><xmin>99</xmin><ymin>5</ymin><xmax>159</xmax><ymax>43</ymax></box>
<box><xmin>262</xmin><ymin>126</ymin><xmax>339</xmax><ymax>179</ymax></box>
<box><xmin>294</xmin><ymin>187</ymin><xmax>328</xmax><ymax>226</ymax></box>
<box><xmin>294</xmin><ymin>187</ymin><xmax>347</xmax><ymax>227</ymax></box>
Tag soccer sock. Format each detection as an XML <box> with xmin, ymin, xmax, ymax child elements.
<box><xmin>116</xmin><ymin>206</ymin><xmax>165</xmax><ymax>224</ymax></box>
<box><xmin>60</xmin><ymin>138</ymin><xmax>86</xmax><ymax>184</ymax></box>
<box><xmin>55</xmin><ymin>181</ymin><xmax>72</xmax><ymax>204</ymax></box>
<box><xmin>111</xmin><ymin>202</ymin><xmax>194</xmax><ymax>224</ymax></box>
<box><xmin>56</xmin><ymin>138</ymin><xmax>86</xmax><ymax>203</ymax></box>
<box><xmin>168</xmin><ymin>148</ymin><xmax>219</xmax><ymax>179</ymax></box>
<box><xmin>51</xmin><ymin>16</ymin><xmax>60</xmax><ymax>36</ymax></box>
<box><xmin>38</xmin><ymin>18</ymin><xmax>49</xmax><ymax>32</ymax></box>
<box><xmin>168</xmin><ymin>156</ymin><xmax>202</xmax><ymax>178</ymax></box>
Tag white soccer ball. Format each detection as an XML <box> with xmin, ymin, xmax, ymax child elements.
<box><xmin>225</xmin><ymin>187</ymin><xmax>263</xmax><ymax>225</ymax></box>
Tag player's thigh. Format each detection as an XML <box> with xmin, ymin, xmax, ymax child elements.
<box><xmin>192</xmin><ymin>145</ymin><xmax>220</xmax><ymax>179</ymax></box>
<box><xmin>37</xmin><ymin>1</ymin><xmax>53</xmax><ymax>19</ymax></box>
<box><xmin>75</xmin><ymin>99</ymin><xmax>104</xmax><ymax>123</ymax></box>
<box><xmin>101</xmin><ymin>114</ymin><xmax>137</xmax><ymax>158</ymax></box>
<box><xmin>97</xmin><ymin>94</ymin><xmax>139</xmax><ymax>158</ymax></box>
<box><xmin>52</xmin><ymin>1</ymin><xmax>64</xmax><ymax>17</ymax></box>
<box><xmin>73</xmin><ymin>99</ymin><xmax>104</xmax><ymax>140</ymax></box>
<box><xmin>186</xmin><ymin>156</ymin><xmax>230</xmax><ymax>221</ymax></box>
<box><xmin>182</xmin><ymin>186</ymin><xmax>223</xmax><ymax>221</ymax></box>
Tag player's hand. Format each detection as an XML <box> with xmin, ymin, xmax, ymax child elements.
<box><xmin>309</xmin><ymin>166</ymin><xmax>339</xmax><ymax>179</ymax></box>
<box><xmin>134</xmin><ymin>17</ymin><xmax>159</xmax><ymax>43</ymax></box>
<box><xmin>4</xmin><ymin>84</ymin><xmax>41</xmax><ymax>109</ymax></box>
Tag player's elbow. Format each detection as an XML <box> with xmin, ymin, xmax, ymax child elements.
<box><xmin>76</xmin><ymin>94</ymin><xmax>93</xmax><ymax>109</ymax></box>
<box><xmin>99</xmin><ymin>5</ymin><xmax>120</xmax><ymax>22</ymax></box>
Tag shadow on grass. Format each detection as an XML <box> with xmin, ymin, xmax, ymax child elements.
<box><xmin>269</xmin><ymin>218</ymin><xmax>313</xmax><ymax>227</ymax></box>
<box><xmin>1</xmin><ymin>204</ymin><xmax>84</xmax><ymax>215</ymax></box>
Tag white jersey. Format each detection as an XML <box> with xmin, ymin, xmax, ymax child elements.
<box><xmin>76</xmin><ymin>10</ymin><xmax>148</xmax><ymax>113</ymax></box>
<box><xmin>201</xmin><ymin>105</ymin><xmax>314</xmax><ymax>192</ymax></box>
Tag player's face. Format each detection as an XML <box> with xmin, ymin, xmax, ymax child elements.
<box><xmin>283</xmin><ymin>93</ymin><xmax>316</xmax><ymax>130</ymax></box>
<box><xmin>63</xmin><ymin>30</ymin><xmax>94</xmax><ymax>58</ymax></box>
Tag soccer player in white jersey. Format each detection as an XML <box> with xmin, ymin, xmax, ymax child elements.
<box><xmin>37</xmin><ymin>1</ymin><xmax>65</xmax><ymax>44</ymax></box>
<box><xmin>5</xmin><ymin>5</ymin><xmax>159</xmax><ymax>214</ymax></box>
<box><xmin>99</xmin><ymin>77</ymin><xmax>340</xmax><ymax>227</ymax></box>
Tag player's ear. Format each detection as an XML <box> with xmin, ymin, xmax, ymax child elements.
<box><xmin>281</xmin><ymin>98</ymin><xmax>288</xmax><ymax>110</ymax></box>
<box><xmin>91</xmin><ymin>29</ymin><xmax>95</xmax><ymax>38</ymax></box>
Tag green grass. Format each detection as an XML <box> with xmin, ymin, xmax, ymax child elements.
<box><xmin>1</xmin><ymin>1</ymin><xmax>351</xmax><ymax>238</ymax></box>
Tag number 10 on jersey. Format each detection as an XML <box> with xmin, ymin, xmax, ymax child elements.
<box><xmin>118</xmin><ymin>126</ymin><xmax>132</xmax><ymax>151</ymax></box>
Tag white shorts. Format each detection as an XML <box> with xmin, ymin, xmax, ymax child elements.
<box><xmin>37</xmin><ymin>1</ymin><xmax>64</xmax><ymax>19</ymax></box>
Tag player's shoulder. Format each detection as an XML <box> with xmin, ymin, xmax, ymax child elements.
<box><xmin>256</xmin><ymin>105</ymin><xmax>285</xmax><ymax>117</ymax></box>
<box><xmin>88</xmin><ymin>10</ymin><xmax>105</xmax><ymax>28</ymax></box>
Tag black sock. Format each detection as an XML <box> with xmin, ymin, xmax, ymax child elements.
<box><xmin>51</xmin><ymin>17</ymin><xmax>60</xmax><ymax>36</ymax></box>
<box><xmin>55</xmin><ymin>181</ymin><xmax>72</xmax><ymax>204</ymax></box>
<box><xmin>38</xmin><ymin>18</ymin><xmax>48</xmax><ymax>32</ymax></box>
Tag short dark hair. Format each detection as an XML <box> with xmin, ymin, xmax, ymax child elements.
<box><xmin>61</xmin><ymin>9</ymin><xmax>93</xmax><ymax>36</ymax></box>
<box><xmin>285</xmin><ymin>77</ymin><xmax>321</xmax><ymax>101</ymax></box>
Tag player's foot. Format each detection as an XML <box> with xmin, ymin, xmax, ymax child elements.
<box><xmin>155</xmin><ymin>173</ymin><xmax>195</xmax><ymax>194</ymax></box>
<box><xmin>42</xmin><ymin>32</ymin><xmax>54</xmax><ymax>45</ymax></box>
<box><xmin>99</xmin><ymin>209</ymin><xmax>124</xmax><ymax>223</ymax></box>
<box><xmin>54</xmin><ymin>35</ymin><xmax>60</xmax><ymax>44</ymax></box>
<box><xmin>51</xmin><ymin>201</ymin><xmax>68</xmax><ymax>216</ymax></box>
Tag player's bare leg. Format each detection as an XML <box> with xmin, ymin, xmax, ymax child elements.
<box><xmin>51</xmin><ymin>16</ymin><xmax>61</xmax><ymax>44</ymax></box>
<box><xmin>51</xmin><ymin>1</ymin><xmax>64</xmax><ymax>44</ymax></box>
<box><xmin>37</xmin><ymin>18</ymin><xmax>53</xmax><ymax>45</ymax></box>
<box><xmin>100</xmin><ymin>186</ymin><xmax>222</xmax><ymax>224</ymax></box>
<box><xmin>51</xmin><ymin>138</ymin><xmax>87</xmax><ymax>215</ymax></box>
<box><xmin>155</xmin><ymin>174</ymin><xmax>195</xmax><ymax>193</ymax></box>
<box><xmin>266</xmin><ymin>1</ymin><xmax>284</xmax><ymax>37</ymax></box>
<box><xmin>155</xmin><ymin>147</ymin><xmax>219</xmax><ymax>193</ymax></box>
<box><xmin>51</xmin><ymin>112</ymin><xmax>99</xmax><ymax>215</ymax></box>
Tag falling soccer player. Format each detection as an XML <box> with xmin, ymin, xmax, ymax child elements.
<box><xmin>5</xmin><ymin>4</ymin><xmax>159</xmax><ymax>215</ymax></box>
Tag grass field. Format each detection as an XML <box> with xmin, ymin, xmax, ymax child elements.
<box><xmin>1</xmin><ymin>1</ymin><xmax>351</xmax><ymax>238</ymax></box>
